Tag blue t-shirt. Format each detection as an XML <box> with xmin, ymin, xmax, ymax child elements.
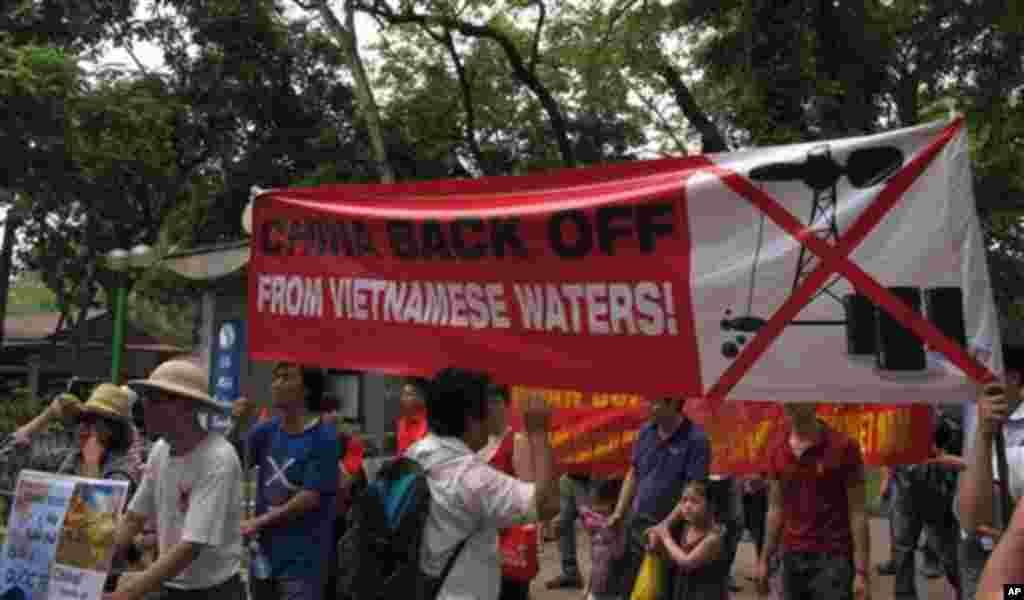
<box><xmin>630</xmin><ymin>419</ymin><xmax>709</xmax><ymax>523</ymax></box>
<box><xmin>248</xmin><ymin>417</ymin><xmax>340</xmax><ymax>580</ymax></box>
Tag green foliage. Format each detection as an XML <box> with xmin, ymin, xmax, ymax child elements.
<box><xmin>0</xmin><ymin>0</ymin><xmax>1022</xmax><ymax>339</ymax></box>
<box><xmin>7</xmin><ymin>274</ymin><xmax>59</xmax><ymax>314</ymax></box>
<box><xmin>0</xmin><ymin>387</ymin><xmax>52</xmax><ymax>435</ymax></box>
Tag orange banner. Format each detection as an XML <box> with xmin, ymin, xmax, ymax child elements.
<box><xmin>509</xmin><ymin>387</ymin><xmax>934</xmax><ymax>476</ymax></box>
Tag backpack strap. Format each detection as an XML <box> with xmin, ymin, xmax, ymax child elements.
<box><xmin>434</xmin><ymin>532</ymin><xmax>473</xmax><ymax>599</ymax></box>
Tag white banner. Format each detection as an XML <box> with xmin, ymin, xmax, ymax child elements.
<box><xmin>690</xmin><ymin>119</ymin><xmax>1000</xmax><ymax>404</ymax></box>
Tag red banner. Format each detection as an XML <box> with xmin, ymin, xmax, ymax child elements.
<box><xmin>507</xmin><ymin>387</ymin><xmax>933</xmax><ymax>476</ymax></box>
<box><xmin>250</xmin><ymin>159</ymin><xmax>706</xmax><ymax>397</ymax></box>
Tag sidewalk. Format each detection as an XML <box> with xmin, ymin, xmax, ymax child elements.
<box><xmin>529</xmin><ymin>517</ymin><xmax>956</xmax><ymax>600</ymax></box>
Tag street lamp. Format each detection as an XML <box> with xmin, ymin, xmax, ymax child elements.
<box><xmin>106</xmin><ymin>244</ymin><xmax>156</xmax><ymax>384</ymax></box>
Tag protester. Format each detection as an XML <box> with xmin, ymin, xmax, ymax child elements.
<box><xmin>14</xmin><ymin>383</ymin><xmax>143</xmax><ymax>483</ymax></box>
<box><xmin>13</xmin><ymin>383</ymin><xmax>153</xmax><ymax>580</ymax></box>
<box><xmin>232</xmin><ymin>363</ymin><xmax>340</xmax><ymax>600</ymax></box>
<box><xmin>956</xmin><ymin>381</ymin><xmax>1024</xmax><ymax>600</ymax></box>
<box><xmin>478</xmin><ymin>384</ymin><xmax>539</xmax><ymax>600</ymax></box>
<box><xmin>740</xmin><ymin>475</ymin><xmax>769</xmax><ymax>571</ymax></box>
<box><xmin>755</xmin><ymin>403</ymin><xmax>871</xmax><ymax>600</ymax></box>
<box><xmin>327</xmin><ymin>415</ymin><xmax>366</xmax><ymax>600</ymax></box>
<box><xmin>396</xmin><ymin>377</ymin><xmax>430</xmax><ymax>454</ymax></box>
<box><xmin>407</xmin><ymin>368</ymin><xmax>560</xmax><ymax>600</ymax></box>
<box><xmin>880</xmin><ymin>408</ymin><xmax>965</xmax><ymax>598</ymax></box>
<box><xmin>878</xmin><ymin>466</ymin><xmax>943</xmax><ymax>578</ymax></box>
<box><xmin>707</xmin><ymin>474</ymin><xmax>743</xmax><ymax>593</ymax></box>
<box><xmin>106</xmin><ymin>358</ymin><xmax>244</xmax><ymax>600</ymax></box>
<box><xmin>579</xmin><ymin>478</ymin><xmax>626</xmax><ymax>600</ymax></box>
<box><xmin>650</xmin><ymin>479</ymin><xmax>729</xmax><ymax>600</ymax></box>
<box><xmin>545</xmin><ymin>471</ymin><xmax>591</xmax><ymax>590</ymax></box>
<box><xmin>609</xmin><ymin>397</ymin><xmax>710</xmax><ymax>596</ymax></box>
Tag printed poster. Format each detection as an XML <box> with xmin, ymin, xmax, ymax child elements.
<box><xmin>0</xmin><ymin>471</ymin><xmax>129</xmax><ymax>600</ymax></box>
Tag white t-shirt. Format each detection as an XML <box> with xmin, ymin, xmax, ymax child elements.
<box><xmin>408</xmin><ymin>434</ymin><xmax>538</xmax><ymax>600</ymax></box>
<box><xmin>993</xmin><ymin>445</ymin><xmax>1024</xmax><ymax>502</ymax></box>
<box><xmin>129</xmin><ymin>434</ymin><xmax>243</xmax><ymax>589</ymax></box>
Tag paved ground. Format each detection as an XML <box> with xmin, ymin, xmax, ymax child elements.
<box><xmin>528</xmin><ymin>517</ymin><xmax>957</xmax><ymax>599</ymax></box>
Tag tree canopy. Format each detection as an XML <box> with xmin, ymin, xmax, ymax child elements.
<box><xmin>2</xmin><ymin>0</ymin><xmax>1022</xmax><ymax>342</ymax></box>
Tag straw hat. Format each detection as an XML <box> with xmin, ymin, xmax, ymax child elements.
<box><xmin>79</xmin><ymin>383</ymin><xmax>136</xmax><ymax>425</ymax></box>
<box><xmin>128</xmin><ymin>358</ymin><xmax>225</xmax><ymax>412</ymax></box>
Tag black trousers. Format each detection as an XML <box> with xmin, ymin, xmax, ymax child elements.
<box><xmin>782</xmin><ymin>552</ymin><xmax>853</xmax><ymax>600</ymax></box>
<box><xmin>889</xmin><ymin>475</ymin><xmax>960</xmax><ymax>598</ymax></box>
<box><xmin>742</xmin><ymin>489</ymin><xmax>768</xmax><ymax>557</ymax></box>
<box><xmin>324</xmin><ymin>517</ymin><xmax>346</xmax><ymax>600</ymax></box>
<box><xmin>499</xmin><ymin>578</ymin><xmax>530</xmax><ymax>600</ymax></box>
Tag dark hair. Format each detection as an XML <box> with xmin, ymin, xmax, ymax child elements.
<box><xmin>683</xmin><ymin>478</ymin><xmax>710</xmax><ymax>499</ymax></box>
<box><xmin>404</xmin><ymin>377</ymin><xmax>431</xmax><ymax>399</ymax></box>
<box><xmin>594</xmin><ymin>478</ymin><xmax>623</xmax><ymax>503</ymax></box>
<box><xmin>275</xmin><ymin>362</ymin><xmax>327</xmax><ymax>412</ymax></box>
<box><xmin>426</xmin><ymin>368</ymin><xmax>491</xmax><ymax>438</ymax></box>
<box><xmin>488</xmin><ymin>383</ymin><xmax>509</xmax><ymax>403</ymax></box>
<box><xmin>95</xmin><ymin>417</ymin><xmax>133</xmax><ymax>454</ymax></box>
<box><xmin>653</xmin><ymin>396</ymin><xmax>685</xmax><ymax>411</ymax></box>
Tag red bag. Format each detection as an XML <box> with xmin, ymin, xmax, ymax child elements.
<box><xmin>499</xmin><ymin>524</ymin><xmax>539</xmax><ymax>582</ymax></box>
<box><xmin>337</xmin><ymin>434</ymin><xmax>366</xmax><ymax>515</ymax></box>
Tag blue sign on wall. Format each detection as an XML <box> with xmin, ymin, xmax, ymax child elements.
<box><xmin>206</xmin><ymin>319</ymin><xmax>245</xmax><ymax>433</ymax></box>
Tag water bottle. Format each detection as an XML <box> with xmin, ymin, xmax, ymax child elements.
<box><xmin>249</xmin><ymin>539</ymin><xmax>271</xmax><ymax>580</ymax></box>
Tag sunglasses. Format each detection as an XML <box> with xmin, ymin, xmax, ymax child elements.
<box><xmin>78</xmin><ymin>414</ymin><xmax>105</xmax><ymax>430</ymax></box>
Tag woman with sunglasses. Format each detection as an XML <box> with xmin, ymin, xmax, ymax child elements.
<box><xmin>14</xmin><ymin>383</ymin><xmax>144</xmax><ymax>486</ymax></box>
<box><xmin>11</xmin><ymin>383</ymin><xmax>152</xmax><ymax>587</ymax></box>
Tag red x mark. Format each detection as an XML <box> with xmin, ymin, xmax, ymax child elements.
<box><xmin>693</xmin><ymin>119</ymin><xmax>994</xmax><ymax>412</ymax></box>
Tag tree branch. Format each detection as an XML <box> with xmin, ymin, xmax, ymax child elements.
<box><xmin>529</xmin><ymin>0</ymin><xmax>546</xmax><ymax>74</ymax></box>
<box><xmin>440</xmin><ymin>29</ymin><xmax>487</xmax><ymax>174</ymax></box>
<box><xmin>358</xmin><ymin>2</ymin><xmax>576</xmax><ymax>166</ymax></box>
<box><xmin>603</xmin><ymin>0</ymin><xmax>643</xmax><ymax>46</ymax></box>
<box><xmin>299</xmin><ymin>0</ymin><xmax>396</xmax><ymax>182</ymax></box>
<box><xmin>634</xmin><ymin>91</ymin><xmax>687</xmax><ymax>155</ymax></box>
<box><xmin>654</xmin><ymin>58</ymin><xmax>728</xmax><ymax>153</ymax></box>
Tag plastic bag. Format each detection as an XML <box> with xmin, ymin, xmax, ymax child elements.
<box><xmin>629</xmin><ymin>552</ymin><xmax>664</xmax><ymax>600</ymax></box>
<box><xmin>499</xmin><ymin>524</ymin><xmax>540</xmax><ymax>581</ymax></box>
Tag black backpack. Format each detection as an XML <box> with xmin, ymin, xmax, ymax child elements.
<box><xmin>337</xmin><ymin>457</ymin><xmax>470</xmax><ymax>600</ymax></box>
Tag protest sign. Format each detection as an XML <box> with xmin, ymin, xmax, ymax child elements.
<box><xmin>249</xmin><ymin>118</ymin><xmax>1001</xmax><ymax>405</ymax></box>
<box><xmin>0</xmin><ymin>471</ymin><xmax>129</xmax><ymax>600</ymax></box>
<box><xmin>506</xmin><ymin>387</ymin><xmax>933</xmax><ymax>476</ymax></box>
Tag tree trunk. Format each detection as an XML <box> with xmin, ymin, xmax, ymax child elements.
<box><xmin>70</xmin><ymin>260</ymin><xmax>97</xmax><ymax>365</ymax></box>
<box><xmin>309</xmin><ymin>0</ymin><xmax>397</xmax><ymax>183</ymax></box>
<box><xmin>0</xmin><ymin>212</ymin><xmax>22</xmax><ymax>348</ymax></box>
<box><xmin>655</xmin><ymin>60</ymin><xmax>729</xmax><ymax>153</ymax></box>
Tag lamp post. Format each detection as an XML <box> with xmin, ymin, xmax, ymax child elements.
<box><xmin>105</xmin><ymin>244</ymin><xmax>156</xmax><ymax>384</ymax></box>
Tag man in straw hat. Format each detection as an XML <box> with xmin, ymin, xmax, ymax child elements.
<box><xmin>105</xmin><ymin>358</ymin><xmax>244</xmax><ymax>600</ymax></box>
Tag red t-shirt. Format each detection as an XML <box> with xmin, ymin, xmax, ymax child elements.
<box><xmin>397</xmin><ymin>408</ymin><xmax>428</xmax><ymax>454</ymax></box>
<box><xmin>768</xmin><ymin>423</ymin><xmax>865</xmax><ymax>555</ymax></box>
